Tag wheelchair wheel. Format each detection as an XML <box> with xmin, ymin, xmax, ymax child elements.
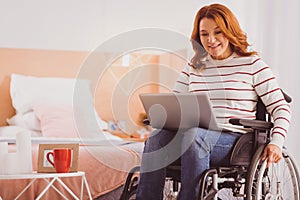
<box><xmin>120</xmin><ymin>166</ymin><xmax>180</xmax><ymax>200</ymax></box>
<box><xmin>120</xmin><ymin>166</ymin><xmax>140</xmax><ymax>200</ymax></box>
<box><xmin>246</xmin><ymin>146</ymin><xmax>300</xmax><ymax>200</ymax></box>
<box><xmin>198</xmin><ymin>168</ymin><xmax>243</xmax><ymax>200</ymax></box>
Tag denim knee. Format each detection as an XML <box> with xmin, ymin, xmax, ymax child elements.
<box><xmin>140</xmin><ymin>129</ymin><xmax>182</xmax><ymax>173</ymax></box>
<box><xmin>181</xmin><ymin>128</ymin><xmax>221</xmax><ymax>158</ymax></box>
<box><xmin>143</xmin><ymin>129</ymin><xmax>175</xmax><ymax>153</ymax></box>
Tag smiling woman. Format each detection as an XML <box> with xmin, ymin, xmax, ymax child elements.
<box><xmin>190</xmin><ymin>3</ymin><xmax>257</xmax><ymax>68</ymax></box>
<box><xmin>136</xmin><ymin>3</ymin><xmax>292</xmax><ymax>200</ymax></box>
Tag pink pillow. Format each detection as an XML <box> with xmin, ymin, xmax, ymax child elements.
<box><xmin>34</xmin><ymin>105</ymin><xmax>99</xmax><ymax>138</ymax></box>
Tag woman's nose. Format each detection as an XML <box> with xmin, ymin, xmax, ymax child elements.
<box><xmin>208</xmin><ymin>35</ymin><xmax>216</xmax><ymax>43</ymax></box>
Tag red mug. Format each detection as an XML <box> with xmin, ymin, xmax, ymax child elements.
<box><xmin>46</xmin><ymin>148</ymin><xmax>72</xmax><ymax>173</ymax></box>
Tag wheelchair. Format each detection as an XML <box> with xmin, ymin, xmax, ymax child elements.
<box><xmin>120</xmin><ymin>92</ymin><xmax>300</xmax><ymax>200</ymax></box>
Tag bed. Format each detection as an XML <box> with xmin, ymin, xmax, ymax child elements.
<box><xmin>0</xmin><ymin>73</ymin><xmax>144</xmax><ymax>200</ymax></box>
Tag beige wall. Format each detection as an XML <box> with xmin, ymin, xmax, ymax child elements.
<box><xmin>0</xmin><ymin>48</ymin><xmax>162</xmax><ymax>133</ymax></box>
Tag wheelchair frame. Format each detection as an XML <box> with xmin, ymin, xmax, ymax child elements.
<box><xmin>120</xmin><ymin>93</ymin><xmax>300</xmax><ymax>200</ymax></box>
<box><xmin>198</xmin><ymin>138</ymin><xmax>300</xmax><ymax>200</ymax></box>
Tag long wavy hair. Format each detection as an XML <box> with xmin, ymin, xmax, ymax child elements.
<box><xmin>190</xmin><ymin>3</ymin><xmax>257</xmax><ymax>69</ymax></box>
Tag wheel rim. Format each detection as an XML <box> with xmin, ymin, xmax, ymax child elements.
<box><xmin>247</xmin><ymin>149</ymin><xmax>299</xmax><ymax>200</ymax></box>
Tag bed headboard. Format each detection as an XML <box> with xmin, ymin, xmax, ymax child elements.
<box><xmin>0</xmin><ymin>48</ymin><xmax>162</xmax><ymax>132</ymax></box>
<box><xmin>0</xmin><ymin>48</ymin><xmax>87</xmax><ymax>125</ymax></box>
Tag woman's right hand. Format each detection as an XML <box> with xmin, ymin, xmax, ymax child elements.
<box><xmin>261</xmin><ymin>144</ymin><xmax>283</xmax><ymax>168</ymax></box>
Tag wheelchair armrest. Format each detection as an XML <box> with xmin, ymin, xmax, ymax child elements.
<box><xmin>229</xmin><ymin>118</ymin><xmax>273</xmax><ymax>130</ymax></box>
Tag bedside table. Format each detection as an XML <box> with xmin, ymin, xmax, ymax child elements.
<box><xmin>0</xmin><ymin>171</ymin><xmax>92</xmax><ymax>200</ymax></box>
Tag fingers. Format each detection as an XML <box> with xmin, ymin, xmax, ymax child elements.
<box><xmin>261</xmin><ymin>148</ymin><xmax>268</xmax><ymax>161</ymax></box>
<box><xmin>266</xmin><ymin>155</ymin><xmax>282</xmax><ymax>168</ymax></box>
<box><xmin>261</xmin><ymin>144</ymin><xmax>283</xmax><ymax>168</ymax></box>
<box><xmin>267</xmin><ymin>154</ymin><xmax>276</xmax><ymax>168</ymax></box>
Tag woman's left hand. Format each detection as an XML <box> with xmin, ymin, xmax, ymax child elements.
<box><xmin>261</xmin><ymin>144</ymin><xmax>283</xmax><ymax>168</ymax></box>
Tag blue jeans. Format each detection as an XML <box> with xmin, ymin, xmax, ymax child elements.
<box><xmin>136</xmin><ymin>127</ymin><xmax>241</xmax><ymax>200</ymax></box>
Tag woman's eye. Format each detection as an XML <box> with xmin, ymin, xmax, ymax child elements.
<box><xmin>200</xmin><ymin>33</ymin><xmax>208</xmax><ymax>37</ymax></box>
<box><xmin>215</xmin><ymin>31</ymin><xmax>222</xmax><ymax>34</ymax></box>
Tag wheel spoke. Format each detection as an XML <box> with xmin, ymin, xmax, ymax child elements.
<box><xmin>246</xmin><ymin>148</ymin><xmax>299</xmax><ymax>200</ymax></box>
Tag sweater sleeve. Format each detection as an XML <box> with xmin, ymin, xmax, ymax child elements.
<box><xmin>172</xmin><ymin>65</ymin><xmax>190</xmax><ymax>93</ymax></box>
<box><xmin>252</xmin><ymin>61</ymin><xmax>291</xmax><ymax>148</ymax></box>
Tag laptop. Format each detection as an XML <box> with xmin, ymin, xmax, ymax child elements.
<box><xmin>139</xmin><ymin>92</ymin><xmax>222</xmax><ymax>131</ymax></box>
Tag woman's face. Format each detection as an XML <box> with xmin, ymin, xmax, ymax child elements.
<box><xmin>199</xmin><ymin>17</ymin><xmax>232</xmax><ymax>60</ymax></box>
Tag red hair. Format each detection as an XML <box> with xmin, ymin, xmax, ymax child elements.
<box><xmin>190</xmin><ymin>3</ymin><xmax>257</xmax><ymax>68</ymax></box>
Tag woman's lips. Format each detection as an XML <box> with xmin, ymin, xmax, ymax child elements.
<box><xmin>209</xmin><ymin>43</ymin><xmax>221</xmax><ymax>49</ymax></box>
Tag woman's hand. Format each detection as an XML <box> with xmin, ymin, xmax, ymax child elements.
<box><xmin>261</xmin><ymin>144</ymin><xmax>283</xmax><ymax>168</ymax></box>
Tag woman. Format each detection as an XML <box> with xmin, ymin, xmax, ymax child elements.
<box><xmin>136</xmin><ymin>3</ymin><xmax>290</xmax><ymax>200</ymax></box>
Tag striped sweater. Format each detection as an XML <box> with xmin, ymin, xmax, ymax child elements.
<box><xmin>173</xmin><ymin>53</ymin><xmax>291</xmax><ymax>148</ymax></box>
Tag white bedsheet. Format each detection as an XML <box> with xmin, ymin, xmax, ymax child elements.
<box><xmin>0</xmin><ymin>125</ymin><xmax>128</xmax><ymax>145</ymax></box>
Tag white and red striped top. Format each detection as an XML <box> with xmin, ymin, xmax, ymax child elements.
<box><xmin>173</xmin><ymin>53</ymin><xmax>291</xmax><ymax>148</ymax></box>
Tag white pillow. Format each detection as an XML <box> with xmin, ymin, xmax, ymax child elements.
<box><xmin>6</xmin><ymin>110</ymin><xmax>108</xmax><ymax>132</ymax></box>
<box><xmin>10</xmin><ymin>73</ymin><xmax>94</xmax><ymax>114</ymax></box>
<box><xmin>6</xmin><ymin>112</ymin><xmax>41</xmax><ymax>131</ymax></box>
<box><xmin>95</xmin><ymin>111</ymin><xmax>108</xmax><ymax>130</ymax></box>
<box><xmin>34</xmin><ymin>105</ymin><xmax>102</xmax><ymax>138</ymax></box>
<box><xmin>9</xmin><ymin>73</ymin><xmax>107</xmax><ymax>130</ymax></box>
